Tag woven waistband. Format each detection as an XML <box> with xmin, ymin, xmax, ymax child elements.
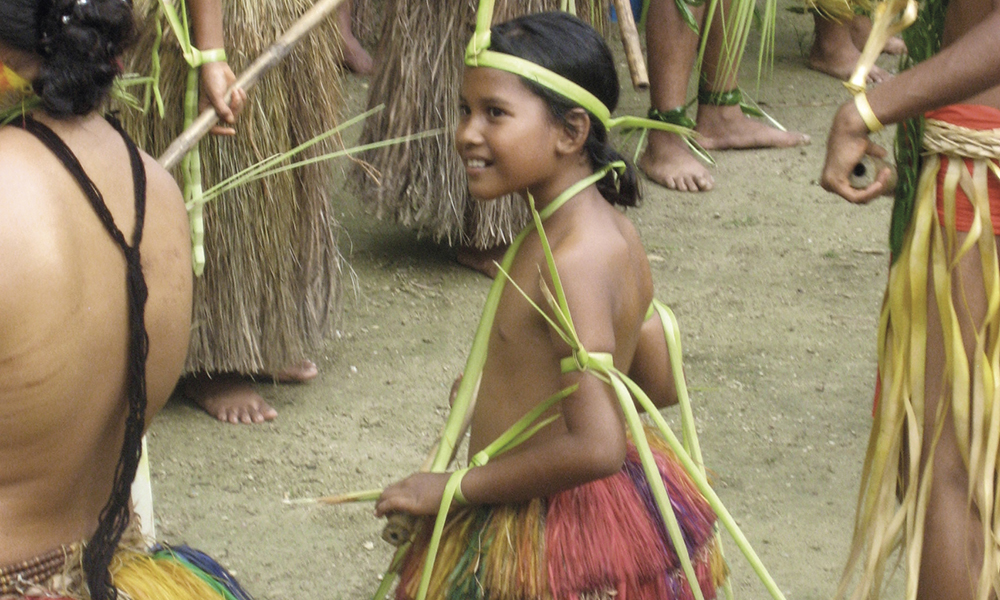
<box><xmin>924</xmin><ymin>119</ymin><xmax>1000</xmax><ymax>160</ymax></box>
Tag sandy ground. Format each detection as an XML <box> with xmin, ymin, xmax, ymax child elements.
<box><xmin>146</xmin><ymin>6</ymin><xmax>905</xmax><ymax>599</ymax></box>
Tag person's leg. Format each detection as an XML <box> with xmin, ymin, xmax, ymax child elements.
<box><xmin>847</xmin><ymin>15</ymin><xmax>907</xmax><ymax>56</ymax></box>
<box><xmin>695</xmin><ymin>8</ymin><xmax>810</xmax><ymax>150</ymax></box>
<box><xmin>456</xmin><ymin>244</ymin><xmax>508</xmax><ymax>279</ymax></box>
<box><xmin>337</xmin><ymin>0</ymin><xmax>374</xmax><ymax>75</ymax></box>
<box><xmin>809</xmin><ymin>12</ymin><xmax>890</xmax><ymax>82</ymax></box>
<box><xmin>917</xmin><ymin>231</ymin><xmax>991</xmax><ymax>599</ymax></box>
<box><xmin>639</xmin><ymin>0</ymin><xmax>715</xmax><ymax>192</ymax></box>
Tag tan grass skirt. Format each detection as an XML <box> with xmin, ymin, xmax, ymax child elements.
<box><xmin>120</xmin><ymin>0</ymin><xmax>346</xmax><ymax>374</ymax></box>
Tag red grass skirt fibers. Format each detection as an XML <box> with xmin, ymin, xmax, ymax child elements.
<box><xmin>395</xmin><ymin>431</ymin><xmax>727</xmax><ymax>600</ymax></box>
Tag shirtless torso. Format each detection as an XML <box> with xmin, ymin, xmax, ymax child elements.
<box><xmin>944</xmin><ymin>0</ymin><xmax>1000</xmax><ymax>111</ymax></box>
<box><xmin>466</xmin><ymin>186</ymin><xmax>653</xmax><ymax>503</ymax></box>
<box><xmin>0</xmin><ymin>112</ymin><xmax>192</xmax><ymax>565</ymax></box>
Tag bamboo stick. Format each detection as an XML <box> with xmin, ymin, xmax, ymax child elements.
<box><xmin>158</xmin><ymin>0</ymin><xmax>348</xmax><ymax>170</ymax></box>
<box><xmin>612</xmin><ymin>0</ymin><xmax>649</xmax><ymax>90</ymax></box>
<box><xmin>283</xmin><ymin>488</ymin><xmax>381</xmax><ymax>506</ymax></box>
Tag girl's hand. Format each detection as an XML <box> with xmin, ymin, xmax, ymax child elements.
<box><xmin>821</xmin><ymin>101</ymin><xmax>892</xmax><ymax>204</ymax></box>
<box><xmin>375</xmin><ymin>472</ymin><xmax>451</xmax><ymax>517</ymax></box>
<box><xmin>199</xmin><ymin>61</ymin><xmax>247</xmax><ymax>137</ymax></box>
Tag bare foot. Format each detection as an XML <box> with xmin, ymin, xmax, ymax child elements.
<box><xmin>183</xmin><ymin>373</ymin><xmax>278</xmax><ymax>425</ymax></box>
<box><xmin>340</xmin><ymin>35</ymin><xmax>374</xmax><ymax>75</ymax></box>
<box><xmin>271</xmin><ymin>359</ymin><xmax>319</xmax><ymax>383</ymax></box>
<box><xmin>848</xmin><ymin>16</ymin><xmax>907</xmax><ymax>55</ymax></box>
<box><xmin>695</xmin><ymin>104</ymin><xmax>810</xmax><ymax>150</ymax></box>
<box><xmin>456</xmin><ymin>245</ymin><xmax>508</xmax><ymax>278</ymax></box>
<box><xmin>809</xmin><ymin>16</ymin><xmax>891</xmax><ymax>83</ymax></box>
<box><xmin>639</xmin><ymin>130</ymin><xmax>714</xmax><ymax>192</ymax></box>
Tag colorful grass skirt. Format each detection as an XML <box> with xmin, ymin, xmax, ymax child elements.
<box><xmin>395</xmin><ymin>433</ymin><xmax>727</xmax><ymax>600</ymax></box>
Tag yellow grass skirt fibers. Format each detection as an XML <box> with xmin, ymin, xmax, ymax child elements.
<box><xmin>806</xmin><ymin>0</ymin><xmax>869</xmax><ymax>21</ymax></box>
<box><xmin>120</xmin><ymin>0</ymin><xmax>345</xmax><ymax>375</ymax></box>
<box><xmin>837</xmin><ymin>118</ymin><xmax>1000</xmax><ymax>600</ymax></box>
<box><xmin>112</xmin><ymin>552</ymin><xmax>228</xmax><ymax>600</ymax></box>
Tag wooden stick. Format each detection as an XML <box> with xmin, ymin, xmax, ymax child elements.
<box><xmin>283</xmin><ymin>488</ymin><xmax>381</xmax><ymax>506</ymax></box>
<box><xmin>158</xmin><ymin>0</ymin><xmax>348</xmax><ymax>170</ymax></box>
<box><xmin>612</xmin><ymin>0</ymin><xmax>649</xmax><ymax>90</ymax></box>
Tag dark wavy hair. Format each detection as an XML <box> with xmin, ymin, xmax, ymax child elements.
<box><xmin>489</xmin><ymin>11</ymin><xmax>640</xmax><ymax>208</ymax></box>
<box><xmin>0</xmin><ymin>0</ymin><xmax>134</xmax><ymax>116</ymax></box>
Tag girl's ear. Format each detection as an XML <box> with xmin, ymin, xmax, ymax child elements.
<box><xmin>556</xmin><ymin>107</ymin><xmax>590</xmax><ymax>156</ymax></box>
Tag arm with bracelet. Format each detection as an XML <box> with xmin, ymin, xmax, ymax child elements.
<box><xmin>820</xmin><ymin>0</ymin><xmax>1000</xmax><ymax>204</ymax></box>
<box><xmin>186</xmin><ymin>0</ymin><xmax>246</xmax><ymax>136</ymax></box>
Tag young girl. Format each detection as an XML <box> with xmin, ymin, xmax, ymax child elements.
<box><xmin>375</xmin><ymin>10</ymin><xmax>732</xmax><ymax>600</ymax></box>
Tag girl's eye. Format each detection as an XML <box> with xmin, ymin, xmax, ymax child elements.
<box><xmin>458</xmin><ymin>104</ymin><xmax>471</xmax><ymax>116</ymax></box>
<box><xmin>487</xmin><ymin>106</ymin><xmax>506</xmax><ymax>118</ymax></box>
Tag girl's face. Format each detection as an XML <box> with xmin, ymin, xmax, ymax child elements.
<box><xmin>456</xmin><ymin>67</ymin><xmax>565</xmax><ymax>202</ymax></box>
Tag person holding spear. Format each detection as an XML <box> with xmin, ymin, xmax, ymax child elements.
<box><xmin>121</xmin><ymin>0</ymin><xmax>353</xmax><ymax>424</ymax></box>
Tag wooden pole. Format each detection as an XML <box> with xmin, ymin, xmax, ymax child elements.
<box><xmin>158</xmin><ymin>0</ymin><xmax>348</xmax><ymax>170</ymax></box>
<box><xmin>612</xmin><ymin>0</ymin><xmax>649</xmax><ymax>90</ymax></box>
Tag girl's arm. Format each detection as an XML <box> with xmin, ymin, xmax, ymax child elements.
<box><xmin>376</xmin><ymin>241</ymin><xmax>638</xmax><ymax>516</ymax></box>
<box><xmin>821</xmin><ymin>0</ymin><xmax>1000</xmax><ymax>203</ymax></box>
<box><xmin>627</xmin><ymin>313</ymin><xmax>679</xmax><ymax>410</ymax></box>
<box><xmin>185</xmin><ymin>0</ymin><xmax>246</xmax><ymax>135</ymax></box>
<box><xmin>375</xmin><ymin>372</ymin><xmax>627</xmax><ymax>516</ymax></box>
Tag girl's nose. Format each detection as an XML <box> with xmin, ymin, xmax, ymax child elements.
<box><xmin>455</xmin><ymin>117</ymin><xmax>481</xmax><ymax>149</ymax></box>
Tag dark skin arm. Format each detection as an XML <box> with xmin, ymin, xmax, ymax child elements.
<box><xmin>627</xmin><ymin>312</ymin><xmax>679</xmax><ymax>410</ymax></box>
<box><xmin>186</xmin><ymin>0</ymin><xmax>247</xmax><ymax>136</ymax></box>
<box><xmin>821</xmin><ymin>0</ymin><xmax>1000</xmax><ymax>203</ymax></box>
<box><xmin>375</xmin><ymin>241</ymin><xmax>633</xmax><ymax>516</ymax></box>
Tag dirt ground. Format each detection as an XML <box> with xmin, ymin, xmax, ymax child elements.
<box><xmin>146</xmin><ymin>5</ymin><xmax>905</xmax><ymax>599</ymax></box>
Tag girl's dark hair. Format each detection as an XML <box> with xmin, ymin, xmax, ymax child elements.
<box><xmin>489</xmin><ymin>11</ymin><xmax>640</xmax><ymax>207</ymax></box>
<box><xmin>0</xmin><ymin>0</ymin><xmax>134</xmax><ymax>117</ymax></box>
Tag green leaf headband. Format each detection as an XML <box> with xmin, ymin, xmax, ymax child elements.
<box><xmin>464</xmin><ymin>0</ymin><xmax>694</xmax><ymax>137</ymax></box>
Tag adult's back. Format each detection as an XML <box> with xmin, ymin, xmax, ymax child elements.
<box><xmin>0</xmin><ymin>0</ymin><xmax>192</xmax><ymax>591</ymax></box>
<box><xmin>0</xmin><ymin>111</ymin><xmax>191</xmax><ymax>565</ymax></box>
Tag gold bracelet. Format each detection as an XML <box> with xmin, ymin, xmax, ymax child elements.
<box><xmin>853</xmin><ymin>91</ymin><xmax>884</xmax><ymax>134</ymax></box>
